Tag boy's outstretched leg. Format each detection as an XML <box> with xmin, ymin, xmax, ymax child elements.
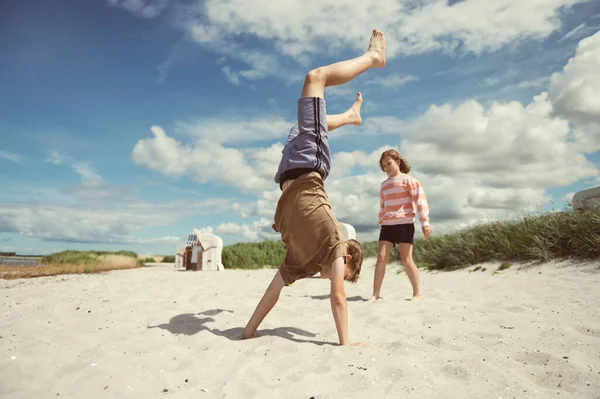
<box><xmin>242</xmin><ymin>270</ymin><xmax>285</xmax><ymax>339</ymax></box>
<box><xmin>301</xmin><ymin>29</ymin><xmax>386</xmax><ymax>99</ymax></box>
<box><xmin>327</xmin><ymin>92</ymin><xmax>363</xmax><ymax>132</ymax></box>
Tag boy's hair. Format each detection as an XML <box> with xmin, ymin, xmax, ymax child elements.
<box><xmin>379</xmin><ymin>149</ymin><xmax>411</xmax><ymax>174</ymax></box>
<box><xmin>346</xmin><ymin>239</ymin><xmax>364</xmax><ymax>283</ymax></box>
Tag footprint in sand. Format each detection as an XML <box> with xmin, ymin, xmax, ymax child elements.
<box><xmin>441</xmin><ymin>365</ymin><xmax>470</xmax><ymax>382</ymax></box>
<box><xmin>513</xmin><ymin>351</ymin><xmax>558</xmax><ymax>366</ymax></box>
<box><xmin>420</xmin><ymin>316</ymin><xmax>442</xmax><ymax>326</ymax></box>
<box><xmin>312</xmin><ymin>364</ymin><xmax>332</xmax><ymax>374</ymax></box>
<box><xmin>425</xmin><ymin>336</ymin><xmax>443</xmax><ymax>347</ymax></box>
<box><xmin>572</xmin><ymin>325</ymin><xmax>600</xmax><ymax>339</ymax></box>
<box><xmin>424</xmin><ymin>336</ymin><xmax>466</xmax><ymax>352</ymax></box>
<box><xmin>383</xmin><ymin>341</ymin><xmax>411</xmax><ymax>356</ymax></box>
<box><xmin>474</xmin><ymin>331</ymin><xmax>504</xmax><ymax>340</ymax></box>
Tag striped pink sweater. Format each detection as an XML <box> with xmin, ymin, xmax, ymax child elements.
<box><xmin>379</xmin><ymin>174</ymin><xmax>430</xmax><ymax>227</ymax></box>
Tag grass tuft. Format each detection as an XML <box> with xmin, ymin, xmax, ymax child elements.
<box><xmin>1</xmin><ymin>253</ymin><xmax>141</xmax><ymax>279</ymax></box>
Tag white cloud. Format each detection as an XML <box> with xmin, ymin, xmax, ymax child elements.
<box><xmin>0</xmin><ymin>150</ymin><xmax>21</xmax><ymax>163</ymax></box>
<box><xmin>175</xmin><ymin>117</ymin><xmax>294</xmax><ymax>144</ymax></box>
<box><xmin>550</xmin><ymin>31</ymin><xmax>600</xmax><ymax>123</ymax></box>
<box><xmin>401</xmin><ymin>92</ymin><xmax>597</xmax><ymax>186</ymax></box>
<box><xmin>72</xmin><ymin>162</ymin><xmax>103</xmax><ymax>182</ymax></box>
<box><xmin>107</xmin><ymin>0</ymin><xmax>171</xmax><ymax>18</ymax></box>
<box><xmin>132</xmin><ymin>125</ymin><xmax>276</xmax><ymax>193</ymax></box>
<box><xmin>187</xmin><ymin>22</ymin><xmax>296</xmax><ymax>84</ymax></box>
<box><xmin>549</xmin><ymin>31</ymin><xmax>600</xmax><ymax>152</ymax></box>
<box><xmin>221</xmin><ymin>66</ymin><xmax>241</xmax><ymax>85</ymax></box>
<box><xmin>174</xmin><ymin>0</ymin><xmax>588</xmax><ymax>84</ymax></box>
<box><xmin>214</xmin><ymin>218</ymin><xmax>277</xmax><ymax>241</ymax></box>
<box><xmin>558</xmin><ymin>23</ymin><xmax>599</xmax><ymax>43</ymax></box>
<box><xmin>63</xmin><ymin>180</ymin><xmax>135</xmax><ymax>203</ymax></box>
<box><xmin>193</xmin><ymin>226</ymin><xmax>214</xmax><ymax>235</ymax></box>
<box><xmin>364</xmin><ymin>73</ymin><xmax>419</xmax><ymax>89</ymax></box>
<box><xmin>47</xmin><ymin>152</ymin><xmax>65</xmax><ymax>165</ymax></box>
<box><xmin>507</xmin><ymin>77</ymin><xmax>551</xmax><ymax>90</ymax></box>
<box><xmin>45</xmin><ymin>152</ymin><xmax>103</xmax><ymax>183</ymax></box>
<box><xmin>0</xmin><ymin>198</ymin><xmax>231</xmax><ymax>244</ymax></box>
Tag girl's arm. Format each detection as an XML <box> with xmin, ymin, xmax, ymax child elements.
<box><xmin>408</xmin><ymin>178</ymin><xmax>430</xmax><ymax>228</ymax></box>
<box><xmin>378</xmin><ymin>186</ymin><xmax>385</xmax><ymax>225</ymax></box>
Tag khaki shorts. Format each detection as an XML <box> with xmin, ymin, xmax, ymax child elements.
<box><xmin>274</xmin><ymin>172</ymin><xmax>348</xmax><ymax>285</ymax></box>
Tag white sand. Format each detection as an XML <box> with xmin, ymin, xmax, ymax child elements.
<box><xmin>1</xmin><ymin>259</ymin><xmax>599</xmax><ymax>398</ymax></box>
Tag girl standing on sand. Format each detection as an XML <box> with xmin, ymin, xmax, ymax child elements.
<box><xmin>369</xmin><ymin>149</ymin><xmax>432</xmax><ymax>302</ymax></box>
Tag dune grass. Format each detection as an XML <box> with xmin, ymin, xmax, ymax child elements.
<box><xmin>219</xmin><ymin>208</ymin><xmax>600</xmax><ymax>270</ymax></box>
<box><xmin>221</xmin><ymin>240</ymin><xmax>287</xmax><ymax>269</ymax></box>
<box><xmin>0</xmin><ymin>251</ymin><xmax>142</xmax><ymax>280</ymax></box>
<box><xmin>411</xmin><ymin>207</ymin><xmax>600</xmax><ymax>270</ymax></box>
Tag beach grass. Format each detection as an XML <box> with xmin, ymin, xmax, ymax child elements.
<box><xmin>221</xmin><ymin>240</ymin><xmax>287</xmax><ymax>269</ymax></box>
<box><xmin>219</xmin><ymin>207</ymin><xmax>600</xmax><ymax>270</ymax></box>
<box><xmin>411</xmin><ymin>207</ymin><xmax>600</xmax><ymax>270</ymax></box>
<box><xmin>0</xmin><ymin>252</ymin><xmax>141</xmax><ymax>280</ymax></box>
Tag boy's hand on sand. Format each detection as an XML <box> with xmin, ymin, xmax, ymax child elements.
<box><xmin>422</xmin><ymin>226</ymin><xmax>432</xmax><ymax>238</ymax></box>
<box><xmin>241</xmin><ymin>328</ymin><xmax>256</xmax><ymax>340</ymax></box>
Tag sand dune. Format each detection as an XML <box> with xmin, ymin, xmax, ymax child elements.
<box><xmin>1</xmin><ymin>259</ymin><xmax>599</xmax><ymax>398</ymax></box>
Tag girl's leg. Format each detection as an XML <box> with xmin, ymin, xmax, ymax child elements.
<box><xmin>327</xmin><ymin>92</ymin><xmax>363</xmax><ymax>132</ymax></box>
<box><xmin>301</xmin><ymin>29</ymin><xmax>386</xmax><ymax>99</ymax></box>
<box><xmin>369</xmin><ymin>241</ymin><xmax>394</xmax><ymax>302</ymax></box>
<box><xmin>398</xmin><ymin>243</ymin><xmax>421</xmax><ymax>300</ymax></box>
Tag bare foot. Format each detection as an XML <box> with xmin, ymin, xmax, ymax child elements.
<box><xmin>347</xmin><ymin>92</ymin><xmax>363</xmax><ymax>126</ymax></box>
<box><xmin>368</xmin><ymin>295</ymin><xmax>381</xmax><ymax>303</ymax></box>
<box><xmin>366</xmin><ymin>29</ymin><xmax>386</xmax><ymax>68</ymax></box>
<box><xmin>411</xmin><ymin>295</ymin><xmax>421</xmax><ymax>302</ymax></box>
<box><xmin>242</xmin><ymin>328</ymin><xmax>256</xmax><ymax>339</ymax></box>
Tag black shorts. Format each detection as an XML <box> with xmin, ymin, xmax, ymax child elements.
<box><xmin>378</xmin><ymin>224</ymin><xmax>415</xmax><ymax>245</ymax></box>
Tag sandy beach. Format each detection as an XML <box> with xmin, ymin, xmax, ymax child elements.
<box><xmin>1</xmin><ymin>259</ymin><xmax>599</xmax><ymax>398</ymax></box>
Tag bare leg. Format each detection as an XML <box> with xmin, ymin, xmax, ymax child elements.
<box><xmin>369</xmin><ymin>241</ymin><xmax>393</xmax><ymax>302</ymax></box>
<box><xmin>301</xmin><ymin>29</ymin><xmax>386</xmax><ymax>99</ymax></box>
<box><xmin>398</xmin><ymin>243</ymin><xmax>421</xmax><ymax>300</ymax></box>
<box><xmin>327</xmin><ymin>92</ymin><xmax>363</xmax><ymax>132</ymax></box>
<box><xmin>242</xmin><ymin>269</ymin><xmax>285</xmax><ymax>339</ymax></box>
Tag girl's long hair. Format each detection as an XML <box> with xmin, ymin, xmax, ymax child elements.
<box><xmin>379</xmin><ymin>149</ymin><xmax>411</xmax><ymax>173</ymax></box>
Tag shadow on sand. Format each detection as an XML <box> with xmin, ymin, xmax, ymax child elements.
<box><xmin>304</xmin><ymin>294</ymin><xmax>369</xmax><ymax>302</ymax></box>
<box><xmin>147</xmin><ymin>308</ymin><xmax>336</xmax><ymax>346</ymax></box>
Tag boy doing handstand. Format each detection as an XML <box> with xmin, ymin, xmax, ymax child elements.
<box><xmin>242</xmin><ymin>29</ymin><xmax>387</xmax><ymax>346</ymax></box>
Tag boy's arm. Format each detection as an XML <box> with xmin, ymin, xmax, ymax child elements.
<box><xmin>329</xmin><ymin>258</ymin><xmax>349</xmax><ymax>345</ymax></box>
<box><xmin>329</xmin><ymin>257</ymin><xmax>367</xmax><ymax>346</ymax></box>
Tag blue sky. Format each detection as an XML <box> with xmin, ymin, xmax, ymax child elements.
<box><xmin>1</xmin><ymin>0</ymin><xmax>599</xmax><ymax>256</ymax></box>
